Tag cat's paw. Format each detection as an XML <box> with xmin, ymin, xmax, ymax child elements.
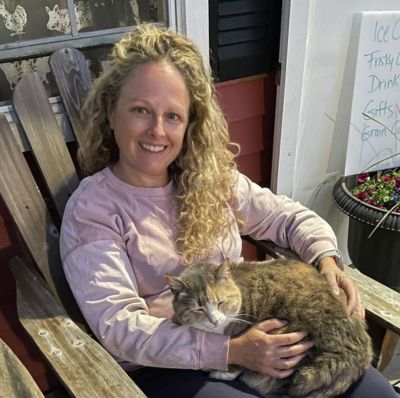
<box><xmin>209</xmin><ymin>369</ymin><xmax>241</xmax><ymax>380</ymax></box>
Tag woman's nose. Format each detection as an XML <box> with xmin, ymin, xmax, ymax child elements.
<box><xmin>149</xmin><ymin>115</ymin><xmax>166</xmax><ymax>137</ymax></box>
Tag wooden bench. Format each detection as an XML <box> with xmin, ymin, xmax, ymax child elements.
<box><xmin>0</xmin><ymin>47</ymin><xmax>399</xmax><ymax>396</ymax></box>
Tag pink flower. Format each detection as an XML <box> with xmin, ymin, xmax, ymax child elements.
<box><xmin>357</xmin><ymin>173</ymin><xmax>370</xmax><ymax>184</ymax></box>
<box><xmin>352</xmin><ymin>168</ymin><xmax>400</xmax><ymax>211</ymax></box>
<box><xmin>356</xmin><ymin>191</ymin><xmax>367</xmax><ymax>200</ymax></box>
<box><xmin>382</xmin><ymin>176</ymin><xmax>393</xmax><ymax>182</ymax></box>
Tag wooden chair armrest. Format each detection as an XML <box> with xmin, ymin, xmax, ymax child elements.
<box><xmin>9</xmin><ymin>256</ymin><xmax>147</xmax><ymax>398</ymax></box>
<box><xmin>0</xmin><ymin>337</ymin><xmax>44</xmax><ymax>397</ymax></box>
<box><xmin>342</xmin><ymin>265</ymin><xmax>400</xmax><ymax>334</ymax></box>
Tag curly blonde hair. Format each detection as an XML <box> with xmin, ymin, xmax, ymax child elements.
<box><xmin>78</xmin><ymin>23</ymin><xmax>240</xmax><ymax>263</ymax></box>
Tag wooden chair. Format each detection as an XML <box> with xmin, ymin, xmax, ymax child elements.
<box><xmin>0</xmin><ymin>47</ymin><xmax>399</xmax><ymax>397</ymax></box>
<box><xmin>0</xmin><ymin>72</ymin><xmax>146</xmax><ymax>397</ymax></box>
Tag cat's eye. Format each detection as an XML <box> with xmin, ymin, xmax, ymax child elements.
<box><xmin>218</xmin><ymin>301</ymin><xmax>225</xmax><ymax>308</ymax></box>
<box><xmin>193</xmin><ymin>307</ymin><xmax>205</xmax><ymax>313</ymax></box>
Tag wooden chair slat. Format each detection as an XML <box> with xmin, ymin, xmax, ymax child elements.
<box><xmin>13</xmin><ymin>72</ymin><xmax>79</xmax><ymax>220</ymax></box>
<box><xmin>0</xmin><ymin>116</ymin><xmax>84</xmax><ymax>326</ymax></box>
<box><xmin>0</xmin><ymin>337</ymin><xmax>44</xmax><ymax>398</ymax></box>
<box><xmin>50</xmin><ymin>48</ymin><xmax>92</xmax><ymax>148</ymax></box>
<box><xmin>9</xmin><ymin>256</ymin><xmax>147</xmax><ymax>398</ymax></box>
<box><xmin>0</xmin><ymin>116</ymin><xmax>57</xmax><ymax>293</ymax></box>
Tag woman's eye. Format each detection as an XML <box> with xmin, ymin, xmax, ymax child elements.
<box><xmin>133</xmin><ymin>107</ymin><xmax>148</xmax><ymax>114</ymax></box>
<box><xmin>167</xmin><ymin>113</ymin><xmax>179</xmax><ymax>121</ymax></box>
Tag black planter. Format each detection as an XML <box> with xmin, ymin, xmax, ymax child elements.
<box><xmin>332</xmin><ymin>175</ymin><xmax>400</xmax><ymax>292</ymax></box>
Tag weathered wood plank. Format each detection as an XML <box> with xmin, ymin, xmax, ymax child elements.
<box><xmin>0</xmin><ymin>337</ymin><xmax>44</xmax><ymax>398</ymax></box>
<box><xmin>13</xmin><ymin>73</ymin><xmax>79</xmax><ymax>220</ymax></box>
<box><xmin>344</xmin><ymin>266</ymin><xmax>400</xmax><ymax>335</ymax></box>
<box><xmin>50</xmin><ymin>48</ymin><xmax>92</xmax><ymax>148</ymax></box>
<box><xmin>0</xmin><ymin>116</ymin><xmax>58</xmax><ymax>295</ymax></box>
<box><xmin>377</xmin><ymin>330</ymin><xmax>400</xmax><ymax>372</ymax></box>
<box><xmin>9</xmin><ymin>256</ymin><xmax>147</xmax><ymax>398</ymax></box>
<box><xmin>0</xmin><ymin>116</ymin><xmax>83</xmax><ymax>326</ymax></box>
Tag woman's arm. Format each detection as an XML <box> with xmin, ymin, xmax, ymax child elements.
<box><xmin>236</xmin><ymin>172</ymin><xmax>339</xmax><ymax>264</ymax></box>
<box><xmin>235</xmin><ymin>172</ymin><xmax>364</xmax><ymax>316</ymax></box>
<box><xmin>62</xmin><ymin>240</ymin><xmax>230</xmax><ymax>370</ymax></box>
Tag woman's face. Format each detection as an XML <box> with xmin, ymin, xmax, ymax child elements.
<box><xmin>109</xmin><ymin>60</ymin><xmax>190</xmax><ymax>187</ymax></box>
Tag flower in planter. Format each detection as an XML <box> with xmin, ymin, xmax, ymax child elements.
<box><xmin>351</xmin><ymin>168</ymin><xmax>400</xmax><ymax>214</ymax></box>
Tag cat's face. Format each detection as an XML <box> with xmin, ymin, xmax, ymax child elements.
<box><xmin>166</xmin><ymin>260</ymin><xmax>241</xmax><ymax>334</ymax></box>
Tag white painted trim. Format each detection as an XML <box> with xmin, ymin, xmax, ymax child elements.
<box><xmin>167</xmin><ymin>0</ymin><xmax>178</xmax><ymax>31</ymax></box>
<box><xmin>271</xmin><ymin>0</ymin><xmax>311</xmax><ymax>195</ymax></box>
<box><xmin>170</xmin><ymin>0</ymin><xmax>209</xmax><ymax>66</ymax></box>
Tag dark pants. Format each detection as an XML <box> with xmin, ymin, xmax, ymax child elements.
<box><xmin>129</xmin><ymin>366</ymin><xmax>398</xmax><ymax>398</ymax></box>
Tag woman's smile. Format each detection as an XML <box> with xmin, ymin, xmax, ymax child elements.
<box><xmin>139</xmin><ymin>142</ymin><xmax>167</xmax><ymax>153</ymax></box>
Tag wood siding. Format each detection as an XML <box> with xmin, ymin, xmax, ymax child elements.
<box><xmin>0</xmin><ymin>73</ymin><xmax>276</xmax><ymax>392</ymax></box>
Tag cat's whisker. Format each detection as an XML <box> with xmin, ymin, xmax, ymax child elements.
<box><xmin>226</xmin><ymin>316</ymin><xmax>253</xmax><ymax>325</ymax></box>
<box><xmin>234</xmin><ymin>313</ymin><xmax>258</xmax><ymax>320</ymax></box>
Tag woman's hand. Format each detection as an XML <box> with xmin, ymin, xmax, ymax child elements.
<box><xmin>318</xmin><ymin>257</ymin><xmax>365</xmax><ymax>318</ymax></box>
<box><xmin>228</xmin><ymin>319</ymin><xmax>313</xmax><ymax>378</ymax></box>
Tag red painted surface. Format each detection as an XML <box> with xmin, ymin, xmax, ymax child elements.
<box><xmin>216</xmin><ymin>73</ymin><xmax>276</xmax><ymax>186</ymax></box>
<box><xmin>216</xmin><ymin>76</ymin><xmax>265</xmax><ymax>123</ymax></box>
<box><xmin>0</xmin><ymin>200</ymin><xmax>59</xmax><ymax>391</ymax></box>
<box><xmin>0</xmin><ymin>73</ymin><xmax>277</xmax><ymax>392</ymax></box>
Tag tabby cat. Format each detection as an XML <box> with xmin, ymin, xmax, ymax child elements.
<box><xmin>166</xmin><ymin>258</ymin><xmax>373</xmax><ymax>398</ymax></box>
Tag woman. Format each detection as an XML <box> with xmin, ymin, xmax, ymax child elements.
<box><xmin>60</xmin><ymin>23</ymin><xmax>397</xmax><ymax>398</ymax></box>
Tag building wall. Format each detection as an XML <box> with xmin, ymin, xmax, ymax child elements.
<box><xmin>0</xmin><ymin>72</ymin><xmax>276</xmax><ymax>392</ymax></box>
<box><xmin>275</xmin><ymin>0</ymin><xmax>400</xmax><ymax>262</ymax></box>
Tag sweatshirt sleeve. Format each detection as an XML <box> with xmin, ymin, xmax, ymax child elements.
<box><xmin>236</xmin><ymin>172</ymin><xmax>339</xmax><ymax>263</ymax></box>
<box><xmin>62</xmin><ymin>240</ymin><xmax>229</xmax><ymax>370</ymax></box>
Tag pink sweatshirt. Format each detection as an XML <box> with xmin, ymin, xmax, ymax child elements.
<box><xmin>60</xmin><ymin>167</ymin><xmax>339</xmax><ymax>371</ymax></box>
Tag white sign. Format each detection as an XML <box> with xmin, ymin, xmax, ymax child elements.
<box><xmin>345</xmin><ymin>11</ymin><xmax>400</xmax><ymax>176</ymax></box>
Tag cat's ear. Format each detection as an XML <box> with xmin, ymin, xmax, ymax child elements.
<box><xmin>217</xmin><ymin>258</ymin><xmax>232</xmax><ymax>280</ymax></box>
<box><xmin>165</xmin><ymin>274</ymin><xmax>187</xmax><ymax>295</ymax></box>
